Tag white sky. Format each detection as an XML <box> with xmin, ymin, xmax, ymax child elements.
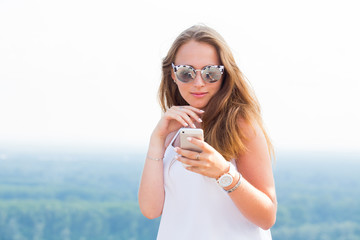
<box><xmin>0</xmin><ymin>0</ymin><xmax>359</xmax><ymax>152</ymax></box>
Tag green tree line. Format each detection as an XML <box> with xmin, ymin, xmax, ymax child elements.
<box><xmin>0</xmin><ymin>150</ymin><xmax>359</xmax><ymax>239</ymax></box>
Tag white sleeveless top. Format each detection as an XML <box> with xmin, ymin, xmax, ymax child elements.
<box><xmin>157</xmin><ymin>129</ymin><xmax>272</xmax><ymax>240</ymax></box>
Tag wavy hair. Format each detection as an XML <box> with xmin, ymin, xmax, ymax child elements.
<box><xmin>159</xmin><ymin>25</ymin><xmax>273</xmax><ymax>161</ymax></box>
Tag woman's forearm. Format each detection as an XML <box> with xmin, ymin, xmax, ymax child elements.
<box><xmin>228</xmin><ymin>175</ymin><xmax>277</xmax><ymax>230</ymax></box>
<box><xmin>138</xmin><ymin>133</ymin><xmax>166</xmax><ymax>219</ymax></box>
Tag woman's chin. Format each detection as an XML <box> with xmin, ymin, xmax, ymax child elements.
<box><xmin>187</xmin><ymin>100</ymin><xmax>209</xmax><ymax>109</ymax></box>
<box><xmin>189</xmin><ymin>103</ymin><xmax>207</xmax><ymax>109</ymax></box>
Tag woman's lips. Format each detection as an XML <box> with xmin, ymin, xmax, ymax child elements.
<box><xmin>191</xmin><ymin>92</ymin><xmax>208</xmax><ymax>98</ymax></box>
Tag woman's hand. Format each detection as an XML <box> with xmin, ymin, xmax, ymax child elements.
<box><xmin>174</xmin><ymin>137</ymin><xmax>229</xmax><ymax>179</ymax></box>
<box><xmin>153</xmin><ymin>106</ymin><xmax>204</xmax><ymax>139</ymax></box>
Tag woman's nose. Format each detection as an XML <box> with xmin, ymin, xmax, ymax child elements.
<box><xmin>193</xmin><ymin>71</ymin><xmax>205</xmax><ymax>87</ymax></box>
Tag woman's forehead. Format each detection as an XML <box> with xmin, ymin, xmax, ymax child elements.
<box><xmin>174</xmin><ymin>40</ymin><xmax>220</xmax><ymax>67</ymax></box>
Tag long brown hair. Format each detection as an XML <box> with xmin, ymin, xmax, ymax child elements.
<box><xmin>159</xmin><ymin>25</ymin><xmax>273</xmax><ymax>161</ymax></box>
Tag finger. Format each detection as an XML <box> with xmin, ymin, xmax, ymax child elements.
<box><xmin>169</xmin><ymin>108</ymin><xmax>196</xmax><ymax>128</ymax></box>
<box><xmin>175</xmin><ymin>155</ymin><xmax>204</xmax><ymax>167</ymax></box>
<box><xmin>167</xmin><ymin>113</ymin><xmax>190</xmax><ymax>127</ymax></box>
<box><xmin>177</xmin><ymin>111</ymin><xmax>197</xmax><ymax>128</ymax></box>
<box><xmin>178</xmin><ymin>106</ymin><xmax>203</xmax><ymax>123</ymax></box>
<box><xmin>184</xmin><ymin>165</ymin><xmax>203</xmax><ymax>174</ymax></box>
<box><xmin>185</xmin><ymin>137</ymin><xmax>207</xmax><ymax>151</ymax></box>
<box><xmin>182</xmin><ymin>163</ymin><xmax>207</xmax><ymax>175</ymax></box>
<box><xmin>182</xmin><ymin>106</ymin><xmax>205</xmax><ymax>114</ymax></box>
<box><xmin>174</xmin><ymin>147</ymin><xmax>201</xmax><ymax>160</ymax></box>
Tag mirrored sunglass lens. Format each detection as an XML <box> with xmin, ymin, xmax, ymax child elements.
<box><xmin>176</xmin><ymin>67</ymin><xmax>195</xmax><ymax>82</ymax></box>
<box><xmin>202</xmin><ymin>67</ymin><xmax>222</xmax><ymax>83</ymax></box>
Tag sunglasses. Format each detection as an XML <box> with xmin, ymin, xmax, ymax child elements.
<box><xmin>172</xmin><ymin>63</ymin><xmax>224</xmax><ymax>83</ymax></box>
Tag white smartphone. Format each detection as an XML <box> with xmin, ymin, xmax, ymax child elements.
<box><xmin>179</xmin><ymin>128</ymin><xmax>204</xmax><ymax>153</ymax></box>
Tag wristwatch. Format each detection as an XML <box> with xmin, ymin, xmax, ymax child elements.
<box><xmin>217</xmin><ymin>162</ymin><xmax>237</xmax><ymax>188</ymax></box>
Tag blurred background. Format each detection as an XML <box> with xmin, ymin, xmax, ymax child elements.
<box><xmin>1</xmin><ymin>0</ymin><xmax>359</xmax><ymax>239</ymax></box>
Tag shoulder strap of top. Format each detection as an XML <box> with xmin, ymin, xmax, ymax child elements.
<box><xmin>169</xmin><ymin>128</ymin><xmax>181</xmax><ymax>146</ymax></box>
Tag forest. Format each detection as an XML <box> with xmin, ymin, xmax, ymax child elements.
<box><xmin>0</xmin><ymin>147</ymin><xmax>359</xmax><ymax>240</ymax></box>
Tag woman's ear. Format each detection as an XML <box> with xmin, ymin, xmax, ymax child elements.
<box><xmin>171</xmin><ymin>71</ymin><xmax>177</xmax><ymax>84</ymax></box>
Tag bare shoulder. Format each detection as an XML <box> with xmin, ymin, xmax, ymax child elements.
<box><xmin>236</xmin><ymin>117</ymin><xmax>270</xmax><ymax>163</ymax></box>
<box><xmin>236</xmin><ymin>117</ymin><xmax>276</xmax><ymax>201</ymax></box>
<box><xmin>237</xmin><ymin>117</ymin><xmax>264</xmax><ymax>142</ymax></box>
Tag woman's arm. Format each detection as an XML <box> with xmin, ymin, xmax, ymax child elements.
<box><xmin>174</xmin><ymin>120</ymin><xmax>277</xmax><ymax>229</ymax></box>
<box><xmin>228</xmin><ymin>120</ymin><xmax>277</xmax><ymax>230</ymax></box>
<box><xmin>138</xmin><ymin>106</ymin><xmax>204</xmax><ymax>219</ymax></box>
<box><xmin>138</xmin><ymin>132</ymin><xmax>167</xmax><ymax>219</ymax></box>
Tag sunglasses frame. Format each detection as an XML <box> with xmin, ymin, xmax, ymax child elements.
<box><xmin>172</xmin><ymin>63</ymin><xmax>225</xmax><ymax>83</ymax></box>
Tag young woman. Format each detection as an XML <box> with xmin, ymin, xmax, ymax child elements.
<box><xmin>138</xmin><ymin>25</ymin><xmax>277</xmax><ymax>240</ymax></box>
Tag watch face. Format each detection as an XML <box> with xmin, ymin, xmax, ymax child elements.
<box><xmin>219</xmin><ymin>174</ymin><xmax>233</xmax><ymax>187</ymax></box>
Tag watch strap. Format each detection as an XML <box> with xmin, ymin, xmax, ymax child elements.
<box><xmin>226</xmin><ymin>173</ymin><xmax>241</xmax><ymax>193</ymax></box>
